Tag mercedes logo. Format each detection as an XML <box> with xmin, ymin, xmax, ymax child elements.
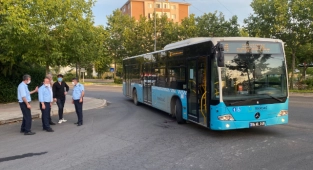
<box><xmin>256</xmin><ymin>101</ymin><xmax>259</xmax><ymax>104</ymax></box>
<box><xmin>255</xmin><ymin>112</ymin><xmax>260</xmax><ymax>119</ymax></box>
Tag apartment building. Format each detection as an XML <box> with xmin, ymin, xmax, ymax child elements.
<box><xmin>121</xmin><ymin>0</ymin><xmax>190</xmax><ymax>23</ymax></box>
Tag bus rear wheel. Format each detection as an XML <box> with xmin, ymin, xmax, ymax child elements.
<box><xmin>133</xmin><ymin>89</ymin><xmax>139</xmax><ymax>106</ymax></box>
<box><xmin>175</xmin><ymin>99</ymin><xmax>186</xmax><ymax>124</ymax></box>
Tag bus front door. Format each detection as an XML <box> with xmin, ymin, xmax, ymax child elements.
<box><xmin>187</xmin><ymin>57</ymin><xmax>207</xmax><ymax>126</ymax></box>
<box><xmin>143</xmin><ymin>63</ymin><xmax>152</xmax><ymax>104</ymax></box>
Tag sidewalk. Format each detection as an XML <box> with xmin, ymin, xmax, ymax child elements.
<box><xmin>0</xmin><ymin>95</ymin><xmax>107</xmax><ymax>125</ymax></box>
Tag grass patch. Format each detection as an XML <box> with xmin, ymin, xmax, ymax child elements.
<box><xmin>289</xmin><ymin>89</ymin><xmax>313</xmax><ymax>93</ymax></box>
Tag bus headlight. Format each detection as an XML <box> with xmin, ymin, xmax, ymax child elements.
<box><xmin>218</xmin><ymin>114</ymin><xmax>234</xmax><ymax>121</ymax></box>
<box><xmin>278</xmin><ymin>110</ymin><xmax>288</xmax><ymax>116</ymax></box>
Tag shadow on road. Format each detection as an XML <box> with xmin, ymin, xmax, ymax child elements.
<box><xmin>0</xmin><ymin>152</ymin><xmax>48</xmax><ymax>163</ymax></box>
<box><xmin>124</xmin><ymin>98</ymin><xmax>283</xmax><ymax>139</ymax></box>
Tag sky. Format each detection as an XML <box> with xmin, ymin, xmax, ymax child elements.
<box><xmin>92</xmin><ymin>0</ymin><xmax>254</xmax><ymax>27</ymax></box>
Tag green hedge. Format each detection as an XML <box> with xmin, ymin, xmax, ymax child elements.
<box><xmin>302</xmin><ymin>78</ymin><xmax>313</xmax><ymax>90</ymax></box>
<box><xmin>114</xmin><ymin>78</ymin><xmax>123</xmax><ymax>84</ymax></box>
<box><xmin>0</xmin><ymin>67</ymin><xmax>45</xmax><ymax>103</ymax></box>
<box><xmin>52</xmin><ymin>72</ymin><xmax>75</xmax><ymax>82</ymax></box>
<box><xmin>63</xmin><ymin>72</ymin><xmax>76</xmax><ymax>82</ymax></box>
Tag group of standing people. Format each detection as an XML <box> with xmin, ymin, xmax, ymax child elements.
<box><xmin>17</xmin><ymin>74</ymin><xmax>85</xmax><ymax>135</ymax></box>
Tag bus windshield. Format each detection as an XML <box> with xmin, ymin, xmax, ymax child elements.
<box><xmin>221</xmin><ymin>52</ymin><xmax>288</xmax><ymax>104</ymax></box>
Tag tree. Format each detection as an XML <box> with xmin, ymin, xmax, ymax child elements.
<box><xmin>86</xmin><ymin>26</ymin><xmax>111</xmax><ymax>77</ymax></box>
<box><xmin>239</xmin><ymin>28</ymin><xmax>249</xmax><ymax>37</ymax></box>
<box><xmin>105</xmin><ymin>9</ymin><xmax>135</xmax><ymax>77</ymax></box>
<box><xmin>124</xmin><ymin>16</ymin><xmax>154</xmax><ymax>56</ymax></box>
<box><xmin>196</xmin><ymin>11</ymin><xmax>240</xmax><ymax>37</ymax></box>
<box><xmin>154</xmin><ymin>15</ymin><xmax>180</xmax><ymax>50</ymax></box>
<box><xmin>30</xmin><ymin>0</ymin><xmax>96</xmax><ymax>74</ymax></box>
<box><xmin>179</xmin><ymin>14</ymin><xmax>199</xmax><ymax>40</ymax></box>
<box><xmin>244</xmin><ymin>0</ymin><xmax>313</xmax><ymax>89</ymax></box>
<box><xmin>0</xmin><ymin>0</ymin><xmax>98</xmax><ymax>75</ymax></box>
<box><xmin>296</xmin><ymin>43</ymin><xmax>313</xmax><ymax>80</ymax></box>
<box><xmin>0</xmin><ymin>0</ymin><xmax>35</xmax><ymax>76</ymax></box>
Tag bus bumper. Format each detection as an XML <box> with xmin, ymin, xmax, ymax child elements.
<box><xmin>210</xmin><ymin>115</ymin><xmax>288</xmax><ymax>130</ymax></box>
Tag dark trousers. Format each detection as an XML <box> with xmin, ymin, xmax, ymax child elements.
<box><xmin>19</xmin><ymin>102</ymin><xmax>32</xmax><ymax>132</ymax></box>
<box><xmin>40</xmin><ymin>102</ymin><xmax>51</xmax><ymax>130</ymax></box>
<box><xmin>56</xmin><ymin>98</ymin><xmax>65</xmax><ymax>120</ymax></box>
<box><xmin>74</xmin><ymin>100</ymin><xmax>83</xmax><ymax>124</ymax></box>
<box><xmin>40</xmin><ymin>102</ymin><xmax>53</xmax><ymax>123</ymax></box>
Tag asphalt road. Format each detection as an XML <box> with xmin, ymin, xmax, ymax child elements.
<box><xmin>0</xmin><ymin>85</ymin><xmax>312</xmax><ymax>170</ymax></box>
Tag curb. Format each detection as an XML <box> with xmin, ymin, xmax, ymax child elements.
<box><xmin>0</xmin><ymin>114</ymin><xmax>40</xmax><ymax>125</ymax></box>
<box><xmin>49</xmin><ymin>99</ymin><xmax>107</xmax><ymax>117</ymax></box>
<box><xmin>0</xmin><ymin>99</ymin><xmax>107</xmax><ymax>125</ymax></box>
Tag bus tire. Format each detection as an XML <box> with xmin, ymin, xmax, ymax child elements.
<box><xmin>133</xmin><ymin>89</ymin><xmax>139</xmax><ymax>106</ymax></box>
<box><xmin>175</xmin><ymin>99</ymin><xmax>186</xmax><ymax>124</ymax></box>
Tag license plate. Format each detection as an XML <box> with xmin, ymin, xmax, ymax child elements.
<box><xmin>249</xmin><ymin>121</ymin><xmax>265</xmax><ymax>127</ymax></box>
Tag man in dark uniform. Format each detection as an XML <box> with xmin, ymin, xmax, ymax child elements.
<box><xmin>53</xmin><ymin>74</ymin><xmax>69</xmax><ymax>124</ymax></box>
<box><xmin>18</xmin><ymin>74</ymin><xmax>38</xmax><ymax>135</ymax></box>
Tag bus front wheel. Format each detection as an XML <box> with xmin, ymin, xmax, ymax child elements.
<box><xmin>175</xmin><ymin>99</ymin><xmax>186</xmax><ymax>124</ymax></box>
<box><xmin>133</xmin><ymin>89</ymin><xmax>139</xmax><ymax>106</ymax></box>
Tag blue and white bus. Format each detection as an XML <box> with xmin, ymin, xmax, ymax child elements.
<box><xmin>123</xmin><ymin>37</ymin><xmax>288</xmax><ymax>130</ymax></box>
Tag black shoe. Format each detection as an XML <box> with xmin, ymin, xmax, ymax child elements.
<box><xmin>74</xmin><ymin>122</ymin><xmax>79</xmax><ymax>125</ymax></box>
<box><xmin>77</xmin><ymin>123</ymin><xmax>82</xmax><ymax>126</ymax></box>
<box><xmin>49</xmin><ymin>122</ymin><xmax>56</xmax><ymax>125</ymax></box>
<box><xmin>20</xmin><ymin>130</ymin><xmax>25</xmax><ymax>133</ymax></box>
<box><xmin>45</xmin><ymin>128</ymin><xmax>54</xmax><ymax>132</ymax></box>
<box><xmin>24</xmin><ymin>132</ymin><xmax>36</xmax><ymax>135</ymax></box>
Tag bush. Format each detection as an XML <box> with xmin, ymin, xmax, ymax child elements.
<box><xmin>303</xmin><ymin>78</ymin><xmax>313</xmax><ymax>90</ymax></box>
<box><xmin>63</xmin><ymin>72</ymin><xmax>75</xmax><ymax>82</ymax></box>
<box><xmin>114</xmin><ymin>78</ymin><xmax>123</xmax><ymax>84</ymax></box>
<box><xmin>0</xmin><ymin>66</ymin><xmax>46</xmax><ymax>103</ymax></box>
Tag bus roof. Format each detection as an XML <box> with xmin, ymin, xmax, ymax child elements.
<box><xmin>163</xmin><ymin>37</ymin><xmax>283</xmax><ymax>50</ymax></box>
<box><xmin>124</xmin><ymin>37</ymin><xmax>283</xmax><ymax>60</ymax></box>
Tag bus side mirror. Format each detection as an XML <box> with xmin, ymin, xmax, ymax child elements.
<box><xmin>217</xmin><ymin>44</ymin><xmax>225</xmax><ymax>67</ymax></box>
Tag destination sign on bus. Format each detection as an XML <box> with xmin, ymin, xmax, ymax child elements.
<box><xmin>221</xmin><ymin>41</ymin><xmax>282</xmax><ymax>54</ymax></box>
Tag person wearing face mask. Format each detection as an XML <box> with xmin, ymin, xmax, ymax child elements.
<box><xmin>39</xmin><ymin>73</ymin><xmax>56</xmax><ymax>125</ymax></box>
<box><xmin>53</xmin><ymin>74</ymin><xmax>69</xmax><ymax>124</ymax></box>
<box><xmin>72</xmin><ymin>78</ymin><xmax>85</xmax><ymax>126</ymax></box>
<box><xmin>18</xmin><ymin>74</ymin><xmax>38</xmax><ymax>135</ymax></box>
<box><xmin>38</xmin><ymin>77</ymin><xmax>54</xmax><ymax>132</ymax></box>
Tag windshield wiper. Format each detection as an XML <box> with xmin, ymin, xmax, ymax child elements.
<box><xmin>259</xmin><ymin>94</ymin><xmax>283</xmax><ymax>102</ymax></box>
<box><xmin>229</xmin><ymin>98</ymin><xmax>259</xmax><ymax>105</ymax></box>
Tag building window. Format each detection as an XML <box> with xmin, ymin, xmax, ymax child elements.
<box><xmin>171</xmin><ymin>5</ymin><xmax>176</xmax><ymax>9</ymax></box>
<box><xmin>164</xmin><ymin>4</ymin><xmax>167</xmax><ymax>9</ymax></box>
<box><xmin>128</xmin><ymin>4</ymin><xmax>130</xmax><ymax>9</ymax></box>
<box><xmin>156</xmin><ymin>12</ymin><xmax>162</xmax><ymax>18</ymax></box>
<box><xmin>156</xmin><ymin>3</ymin><xmax>161</xmax><ymax>8</ymax></box>
<box><xmin>149</xmin><ymin>3</ymin><xmax>152</xmax><ymax>8</ymax></box>
<box><xmin>171</xmin><ymin>14</ymin><xmax>176</xmax><ymax>19</ymax></box>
